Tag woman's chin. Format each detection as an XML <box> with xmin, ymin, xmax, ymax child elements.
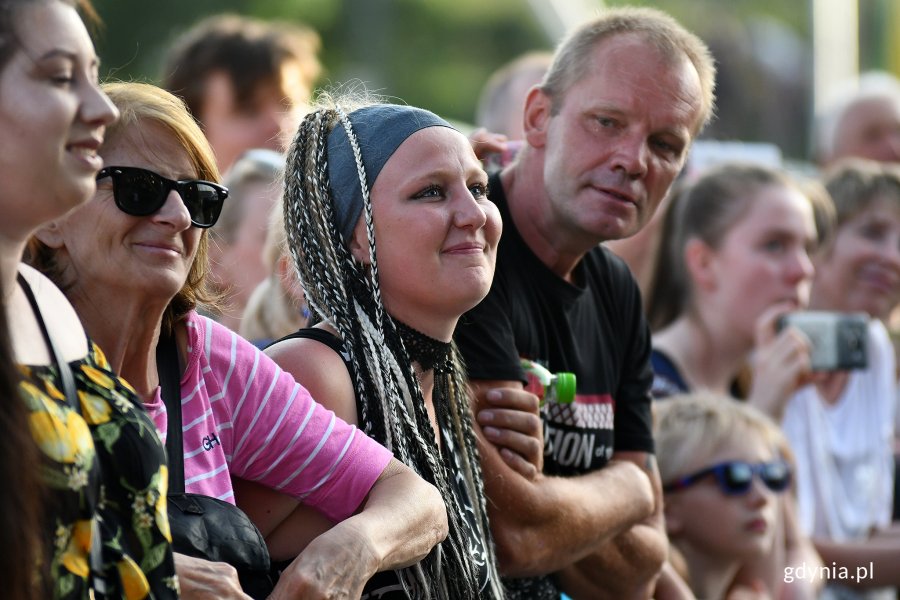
<box><xmin>131</xmin><ymin>275</ymin><xmax>186</xmax><ymax>306</ymax></box>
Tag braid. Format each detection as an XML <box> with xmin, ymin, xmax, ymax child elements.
<box><xmin>283</xmin><ymin>101</ymin><xmax>502</xmax><ymax>599</ymax></box>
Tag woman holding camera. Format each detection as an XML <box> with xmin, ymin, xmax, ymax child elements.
<box><xmin>780</xmin><ymin>158</ymin><xmax>900</xmax><ymax>600</ymax></box>
<box><xmin>646</xmin><ymin>162</ymin><xmax>823</xmax><ymax>599</ymax></box>
<box><xmin>647</xmin><ymin>162</ymin><xmax>820</xmax><ymax>415</ymax></box>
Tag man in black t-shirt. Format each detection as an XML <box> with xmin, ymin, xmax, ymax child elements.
<box><xmin>455</xmin><ymin>6</ymin><xmax>717</xmax><ymax>599</ymax></box>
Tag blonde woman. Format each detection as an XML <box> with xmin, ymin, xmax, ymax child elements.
<box><xmin>240</xmin><ymin>198</ymin><xmax>308</xmax><ymax>348</ymax></box>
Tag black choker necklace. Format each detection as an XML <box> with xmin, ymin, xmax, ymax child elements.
<box><xmin>393</xmin><ymin>319</ymin><xmax>452</xmax><ymax>373</ymax></box>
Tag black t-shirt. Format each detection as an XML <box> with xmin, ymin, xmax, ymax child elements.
<box><xmin>455</xmin><ymin>173</ymin><xmax>655</xmax><ymax>597</ymax></box>
<box><xmin>272</xmin><ymin>328</ymin><xmax>491</xmax><ymax>599</ymax></box>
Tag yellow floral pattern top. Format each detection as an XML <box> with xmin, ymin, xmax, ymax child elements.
<box><xmin>20</xmin><ymin>342</ymin><xmax>178</xmax><ymax>599</ymax></box>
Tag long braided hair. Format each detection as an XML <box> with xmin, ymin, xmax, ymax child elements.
<box><xmin>282</xmin><ymin>98</ymin><xmax>503</xmax><ymax>599</ymax></box>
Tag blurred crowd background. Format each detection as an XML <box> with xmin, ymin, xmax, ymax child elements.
<box><xmin>92</xmin><ymin>0</ymin><xmax>899</xmax><ymax>165</ymax></box>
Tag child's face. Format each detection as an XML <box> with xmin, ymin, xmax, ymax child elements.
<box><xmin>665</xmin><ymin>434</ymin><xmax>782</xmax><ymax>561</ymax></box>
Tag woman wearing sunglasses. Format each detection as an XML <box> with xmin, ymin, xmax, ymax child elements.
<box><xmin>655</xmin><ymin>392</ymin><xmax>793</xmax><ymax>600</ymax></box>
<box><xmin>28</xmin><ymin>81</ymin><xmax>450</xmax><ymax>598</ymax></box>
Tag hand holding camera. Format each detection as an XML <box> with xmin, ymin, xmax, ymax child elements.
<box><xmin>776</xmin><ymin>311</ymin><xmax>868</xmax><ymax>372</ymax></box>
<box><xmin>747</xmin><ymin>305</ymin><xmax>869</xmax><ymax>419</ymax></box>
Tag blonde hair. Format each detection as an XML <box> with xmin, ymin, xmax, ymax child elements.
<box><xmin>106</xmin><ymin>83</ymin><xmax>223</xmax><ymax>332</ymax></box>
<box><xmin>239</xmin><ymin>201</ymin><xmax>307</xmax><ymax>343</ymax></box>
<box><xmin>216</xmin><ymin>148</ymin><xmax>285</xmax><ymax>244</ymax></box>
<box><xmin>542</xmin><ymin>6</ymin><xmax>716</xmax><ymax>131</ymax></box>
<box><xmin>653</xmin><ymin>392</ymin><xmax>790</xmax><ymax>487</ymax></box>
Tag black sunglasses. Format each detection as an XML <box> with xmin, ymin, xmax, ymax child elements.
<box><xmin>97</xmin><ymin>166</ymin><xmax>228</xmax><ymax>229</ymax></box>
<box><xmin>664</xmin><ymin>460</ymin><xmax>791</xmax><ymax>496</ymax></box>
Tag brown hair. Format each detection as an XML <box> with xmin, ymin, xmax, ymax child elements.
<box><xmin>0</xmin><ymin>0</ymin><xmax>98</xmax><ymax>71</ymax></box>
<box><xmin>161</xmin><ymin>13</ymin><xmax>321</xmax><ymax>122</ymax></box>
<box><xmin>541</xmin><ymin>6</ymin><xmax>716</xmax><ymax>132</ymax></box>
<box><xmin>823</xmin><ymin>158</ymin><xmax>900</xmax><ymax>229</ymax></box>
<box><xmin>646</xmin><ymin>163</ymin><xmax>807</xmax><ymax>331</ymax></box>
<box><xmin>0</xmin><ymin>308</ymin><xmax>43</xmax><ymax>599</ymax></box>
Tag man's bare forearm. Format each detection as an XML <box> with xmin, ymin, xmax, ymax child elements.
<box><xmin>556</xmin><ymin>452</ymin><xmax>669</xmax><ymax>599</ymax></box>
<box><xmin>484</xmin><ymin>449</ymin><xmax>655</xmax><ymax>576</ymax></box>
<box><xmin>558</xmin><ymin>521</ymin><xmax>669</xmax><ymax>600</ymax></box>
<box><xmin>473</xmin><ymin>381</ymin><xmax>656</xmax><ymax>576</ymax></box>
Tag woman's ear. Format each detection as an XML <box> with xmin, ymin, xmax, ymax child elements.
<box><xmin>33</xmin><ymin>221</ymin><xmax>66</xmax><ymax>249</ymax></box>
<box><xmin>684</xmin><ymin>237</ymin><xmax>717</xmax><ymax>292</ymax></box>
<box><xmin>348</xmin><ymin>217</ymin><xmax>371</xmax><ymax>265</ymax></box>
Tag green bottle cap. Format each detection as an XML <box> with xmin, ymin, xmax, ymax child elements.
<box><xmin>553</xmin><ymin>372</ymin><xmax>577</xmax><ymax>404</ymax></box>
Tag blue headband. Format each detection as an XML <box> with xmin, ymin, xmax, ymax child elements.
<box><xmin>327</xmin><ymin>104</ymin><xmax>454</xmax><ymax>241</ymax></box>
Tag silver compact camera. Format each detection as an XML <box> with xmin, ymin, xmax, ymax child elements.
<box><xmin>777</xmin><ymin>311</ymin><xmax>869</xmax><ymax>371</ymax></box>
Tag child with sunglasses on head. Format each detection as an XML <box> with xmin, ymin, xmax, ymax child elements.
<box><xmin>655</xmin><ymin>392</ymin><xmax>809</xmax><ymax>600</ymax></box>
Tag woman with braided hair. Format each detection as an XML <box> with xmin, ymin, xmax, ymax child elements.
<box><xmin>28</xmin><ymin>82</ymin><xmax>450</xmax><ymax>599</ymax></box>
<box><xmin>265</xmin><ymin>99</ymin><xmax>542</xmax><ymax>598</ymax></box>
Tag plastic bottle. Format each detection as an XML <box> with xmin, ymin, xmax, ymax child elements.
<box><xmin>520</xmin><ymin>359</ymin><xmax>576</xmax><ymax>405</ymax></box>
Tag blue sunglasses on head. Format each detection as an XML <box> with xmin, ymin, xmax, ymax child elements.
<box><xmin>664</xmin><ymin>460</ymin><xmax>791</xmax><ymax>496</ymax></box>
<box><xmin>97</xmin><ymin>166</ymin><xmax>228</xmax><ymax>228</ymax></box>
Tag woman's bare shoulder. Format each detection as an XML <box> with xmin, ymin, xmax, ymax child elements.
<box><xmin>265</xmin><ymin>328</ymin><xmax>359</xmax><ymax>425</ymax></box>
<box><xmin>13</xmin><ymin>264</ymin><xmax>88</xmax><ymax>362</ymax></box>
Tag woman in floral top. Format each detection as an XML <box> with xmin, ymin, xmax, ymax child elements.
<box><xmin>1</xmin><ymin>0</ymin><xmax>176</xmax><ymax>597</ymax></box>
<box><xmin>17</xmin><ymin>311</ymin><xmax>178</xmax><ymax>599</ymax></box>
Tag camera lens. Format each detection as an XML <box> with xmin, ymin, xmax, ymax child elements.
<box><xmin>838</xmin><ymin>323</ymin><xmax>867</xmax><ymax>369</ymax></box>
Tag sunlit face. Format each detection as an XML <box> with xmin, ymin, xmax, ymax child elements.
<box><xmin>832</xmin><ymin>96</ymin><xmax>900</xmax><ymax>164</ymax></box>
<box><xmin>355</xmin><ymin>127</ymin><xmax>501</xmax><ymax>337</ymax></box>
<box><xmin>53</xmin><ymin>121</ymin><xmax>202</xmax><ymax>304</ymax></box>
<box><xmin>812</xmin><ymin>198</ymin><xmax>900</xmax><ymax>320</ymax></box>
<box><xmin>210</xmin><ymin>179</ymin><xmax>280</xmax><ymax>312</ymax></box>
<box><xmin>665</xmin><ymin>434</ymin><xmax>780</xmax><ymax>561</ymax></box>
<box><xmin>0</xmin><ymin>0</ymin><xmax>117</xmax><ymax>238</ymax></box>
<box><xmin>701</xmin><ymin>184</ymin><xmax>816</xmax><ymax>344</ymax></box>
<box><xmin>529</xmin><ymin>33</ymin><xmax>703</xmax><ymax>245</ymax></box>
<box><xmin>200</xmin><ymin>61</ymin><xmax>308</xmax><ymax>173</ymax></box>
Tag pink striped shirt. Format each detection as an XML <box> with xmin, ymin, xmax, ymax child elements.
<box><xmin>144</xmin><ymin>311</ymin><xmax>392</xmax><ymax>522</ymax></box>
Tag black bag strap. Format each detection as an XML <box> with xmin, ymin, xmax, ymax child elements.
<box><xmin>17</xmin><ymin>273</ymin><xmax>108</xmax><ymax>596</ymax></box>
<box><xmin>156</xmin><ymin>329</ymin><xmax>185</xmax><ymax>494</ymax></box>
<box><xmin>17</xmin><ymin>273</ymin><xmax>78</xmax><ymax>407</ymax></box>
